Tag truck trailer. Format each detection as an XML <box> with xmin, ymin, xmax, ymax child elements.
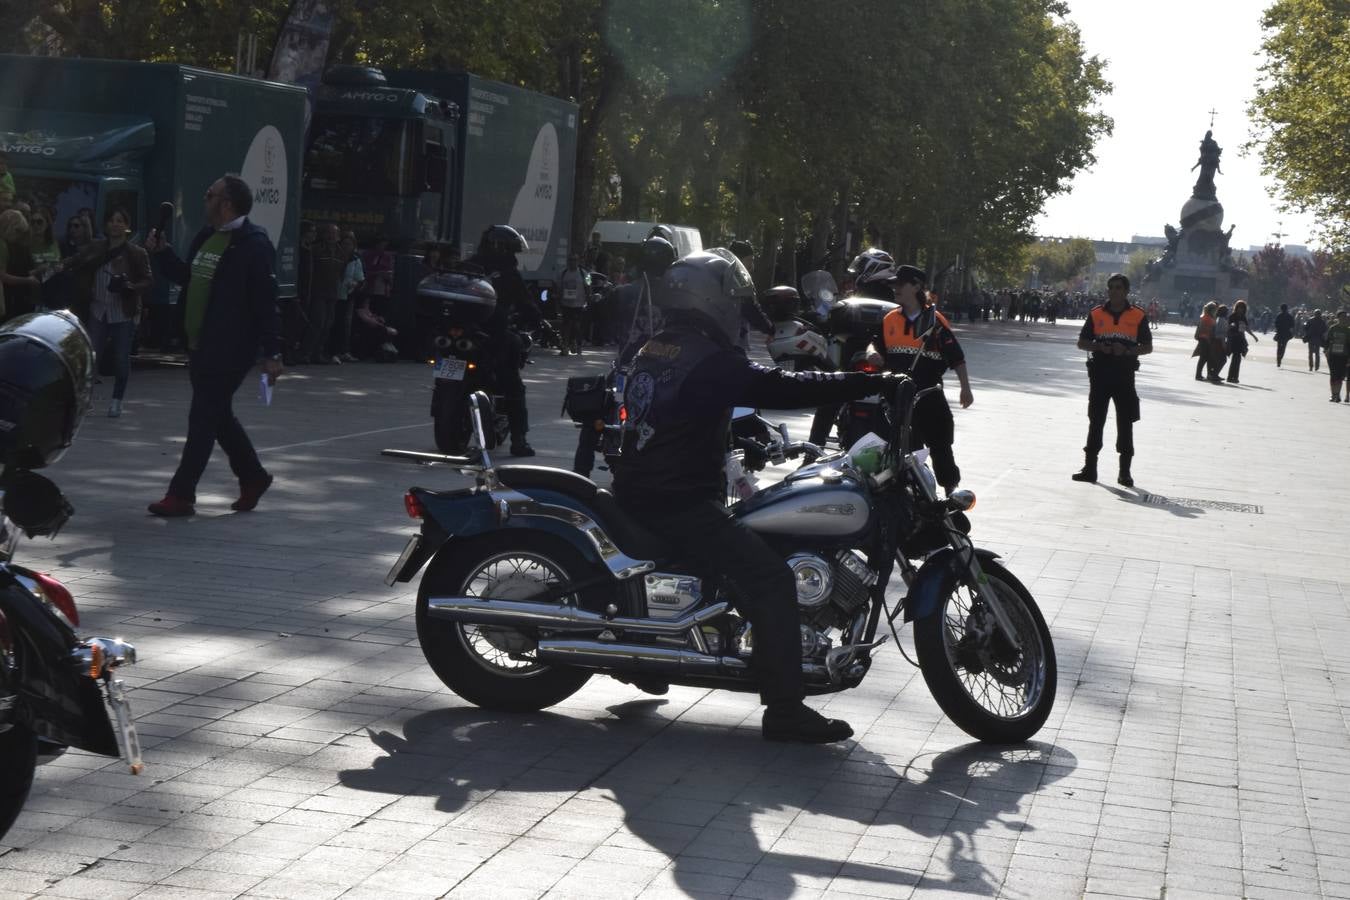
<box><xmin>0</xmin><ymin>54</ymin><xmax>307</xmax><ymax>298</ymax></box>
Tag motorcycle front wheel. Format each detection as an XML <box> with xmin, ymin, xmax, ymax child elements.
<box><xmin>416</xmin><ymin>532</ymin><xmax>593</xmax><ymax>712</ymax></box>
<box><xmin>914</xmin><ymin>559</ymin><xmax>1056</xmax><ymax>744</ymax></box>
<box><xmin>0</xmin><ymin>720</ymin><xmax>36</xmax><ymax>841</ymax></box>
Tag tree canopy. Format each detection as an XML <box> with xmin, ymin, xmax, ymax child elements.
<box><xmin>3</xmin><ymin>0</ymin><xmax>1112</xmax><ymax>286</ymax></box>
<box><xmin>1249</xmin><ymin>0</ymin><xmax>1350</xmax><ymax>260</ymax></box>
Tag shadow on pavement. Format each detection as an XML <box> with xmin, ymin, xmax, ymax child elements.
<box><xmin>339</xmin><ymin>704</ymin><xmax>1076</xmax><ymax>896</ymax></box>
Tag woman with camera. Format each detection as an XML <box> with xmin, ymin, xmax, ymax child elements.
<box><xmin>59</xmin><ymin>207</ymin><xmax>152</xmax><ymax>417</ymax></box>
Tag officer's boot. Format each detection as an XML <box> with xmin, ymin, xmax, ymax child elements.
<box><xmin>1117</xmin><ymin>453</ymin><xmax>1134</xmax><ymax>487</ymax></box>
<box><xmin>506</xmin><ymin>397</ymin><xmax>535</xmax><ymax>457</ymax></box>
<box><xmin>1071</xmin><ymin>452</ymin><xmax>1098</xmax><ymax>483</ymax></box>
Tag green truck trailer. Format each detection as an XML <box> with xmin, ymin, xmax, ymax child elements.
<box><xmin>303</xmin><ymin>66</ymin><xmax>578</xmax><ymax>285</ymax></box>
<box><xmin>0</xmin><ymin>54</ymin><xmax>307</xmax><ymax>297</ymax></box>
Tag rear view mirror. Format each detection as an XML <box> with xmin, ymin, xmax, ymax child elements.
<box><xmin>3</xmin><ymin>470</ymin><xmax>73</xmax><ymax>537</ymax></box>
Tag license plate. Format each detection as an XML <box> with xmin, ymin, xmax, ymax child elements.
<box><xmin>386</xmin><ymin>535</ymin><xmax>422</xmax><ymax>586</ymax></box>
<box><xmin>434</xmin><ymin>357</ymin><xmax>467</xmax><ymax>381</ymax></box>
<box><xmin>105</xmin><ymin>678</ymin><xmax>143</xmax><ymax>775</ymax></box>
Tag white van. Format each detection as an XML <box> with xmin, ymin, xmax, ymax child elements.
<box><xmin>588</xmin><ymin>220</ymin><xmax>704</xmax><ymax>266</ymax></box>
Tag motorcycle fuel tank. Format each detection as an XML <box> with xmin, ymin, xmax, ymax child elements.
<box><xmin>734</xmin><ymin>469</ymin><xmax>871</xmax><ymax>539</ymax></box>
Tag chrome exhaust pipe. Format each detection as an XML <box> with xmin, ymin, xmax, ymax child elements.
<box><xmin>535</xmin><ymin>639</ymin><xmax>747</xmax><ymax>674</ymax></box>
<box><xmin>424</xmin><ymin>596</ymin><xmax>730</xmax><ymax>636</ymax></box>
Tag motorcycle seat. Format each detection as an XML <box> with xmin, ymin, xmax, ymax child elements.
<box><xmin>590</xmin><ymin>489</ymin><xmax>669</xmax><ymax>562</ymax></box>
<box><xmin>495</xmin><ymin>465</ymin><xmax>598</xmax><ymax>502</ymax></box>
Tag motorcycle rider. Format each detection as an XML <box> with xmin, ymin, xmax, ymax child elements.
<box><xmin>571</xmin><ymin>235</ymin><xmax>677</xmax><ymax>477</ymax></box>
<box><xmin>613</xmin><ymin>250</ymin><xmax>897</xmax><ymax>744</ymax></box>
<box><xmin>868</xmin><ymin>264</ymin><xmax>973</xmax><ymax>495</ymax></box>
<box><xmin>468</xmin><ymin>225</ymin><xmax>540</xmax><ymax>457</ymax></box>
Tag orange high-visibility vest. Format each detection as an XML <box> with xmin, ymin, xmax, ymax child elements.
<box><xmin>882</xmin><ymin>307</ymin><xmax>951</xmax><ymax>361</ymax></box>
<box><xmin>1090</xmin><ymin>304</ymin><xmax>1147</xmax><ymax>346</ymax></box>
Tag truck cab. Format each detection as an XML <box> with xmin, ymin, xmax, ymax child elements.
<box><xmin>304</xmin><ymin>66</ymin><xmax>458</xmax><ymax>245</ymax></box>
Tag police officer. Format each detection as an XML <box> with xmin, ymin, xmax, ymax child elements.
<box><xmin>1072</xmin><ymin>272</ymin><xmax>1152</xmax><ymax>486</ymax></box>
<box><xmin>868</xmin><ymin>265</ymin><xmax>973</xmax><ymax>494</ymax></box>
<box><xmin>613</xmin><ymin>250</ymin><xmax>895</xmax><ymax>744</ymax></box>
<box><xmin>468</xmin><ymin>225</ymin><xmax>539</xmax><ymax>457</ymax></box>
<box><xmin>571</xmin><ymin>236</ymin><xmax>677</xmax><ymax>477</ymax></box>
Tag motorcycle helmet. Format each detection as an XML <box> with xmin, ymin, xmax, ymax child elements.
<box><xmin>0</xmin><ymin>310</ymin><xmax>94</xmax><ymax>471</ymax></box>
<box><xmin>646</xmin><ymin>224</ymin><xmax>676</xmax><ymax>245</ymax></box>
<box><xmin>638</xmin><ymin>236</ymin><xmax>677</xmax><ymax>278</ymax></box>
<box><xmin>758</xmin><ymin>285</ymin><xmax>802</xmax><ymax>322</ymax></box>
<box><xmin>476</xmin><ymin>224</ymin><xmax>528</xmax><ymax>260</ymax></box>
<box><xmin>656</xmin><ymin>249</ymin><xmax>756</xmax><ymax>346</ymax></box>
<box><xmin>847</xmin><ymin>247</ymin><xmax>898</xmax><ymax>285</ymax></box>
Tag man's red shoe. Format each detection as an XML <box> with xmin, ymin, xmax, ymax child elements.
<box><xmin>148</xmin><ymin>495</ymin><xmax>195</xmax><ymax>517</ymax></box>
<box><xmin>231</xmin><ymin>473</ymin><xmax>274</xmax><ymax>512</ymax></box>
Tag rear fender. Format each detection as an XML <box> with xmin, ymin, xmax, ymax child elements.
<box><xmin>0</xmin><ymin>579</ymin><xmax>119</xmax><ymax>757</ymax></box>
<box><xmin>903</xmin><ymin>547</ymin><xmax>1001</xmax><ymax>623</ymax></box>
<box><xmin>396</xmin><ymin>486</ymin><xmax>612</xmax><ymax>582</ymax></box>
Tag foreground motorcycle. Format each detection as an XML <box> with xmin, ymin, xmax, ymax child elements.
<box><xmin>0</xmin><ymin>311</ymin><xmax>142</xmax><ymax>840</ymax></box>
<box><xmin>386</xmin><ymin>383</ymin><xmax>1055</xmax><ymax>744</ymax></box>
<box><xmin>417</xmin><ymin>269</ymin><xmax>510</xmax><ymax>454</ymax></box>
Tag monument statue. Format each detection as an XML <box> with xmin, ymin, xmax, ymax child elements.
<box><xmin>1143</xmin><ymin>126</ymin><xmax>1245</xmax><ymax>295</ymax></box>
<box><xmin>1190</xmin><ymin>129</ymin><xmax>1223</xmax><ymax>201</ymax></box>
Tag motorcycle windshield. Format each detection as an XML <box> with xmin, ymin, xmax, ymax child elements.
<box><xmin>802</xmin><ymin>270</ymin><xmax>839</xmax><ymax>304</ymax></box>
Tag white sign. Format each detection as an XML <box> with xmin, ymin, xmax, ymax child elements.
<box><xmin>239</xmin><ymin>125</ymin><xmax>288</xmax><ymax>247</ymax></box>
<box><xmin>508</xmin><ymin>123</ymin><xmax>559</xmax><ymax>272</ymax></box>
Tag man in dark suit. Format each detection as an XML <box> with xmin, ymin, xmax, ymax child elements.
<box><xmin>143</xmin><ymin>173</ymin><xmax>283</xmax><ymax>517</ymax></box>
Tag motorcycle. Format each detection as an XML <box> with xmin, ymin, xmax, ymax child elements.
<box><xmin>417</xmin><ymin>268</ymin><xmax>511</xmax><ymax>454</ymax></box>
<box><xmin>764</xmin><ymin>276</ymin><xmax>895</xmax><ymax>450</ymax></box>
<box><xmin>384</xmin><ymin>381</ymin><xmax>1056</xmax><ymax>745</ymax></box>
<box><xmin>0</xmin><ymin>471</ymin><xmax>142</xmax><ymax>840</ymax></box>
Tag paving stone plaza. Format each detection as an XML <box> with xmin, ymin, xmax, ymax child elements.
<box><xmin>1</xmin><ymin>320</ymin><xmax>1347</xmax><ymax>899</ymax></box>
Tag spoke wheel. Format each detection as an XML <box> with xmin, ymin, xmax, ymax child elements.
<box><xmin>914</xmin><ymin>559</ymin><xmax>1056</xmax><ymax>743</ymax></box>
<box><xmin>416</xmin><ymin>532</ymin><xmax>593</xmax><ymax>711</ymax></box>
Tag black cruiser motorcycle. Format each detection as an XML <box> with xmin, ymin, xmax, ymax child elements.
<box><xmin>0</xmin><ymin>312</ymin><xmax>141</xmax><ymax>840</ymax></box>
<box><xmin>386</xmin><ymin>381</ymin><xmax>1055</xmax><ymax>744</ymax></box>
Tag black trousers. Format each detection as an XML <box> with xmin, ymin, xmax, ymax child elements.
<box><xmin>908</xmin><ymin>392</ymin><xmax>960</xmax><ymax>492</ymax></box>
<box><xmin>168</xmin><ymin>363</ymin><xmax>266</xmax><ymax>502</ymax></box>
<box><xmin>1084</xmin><ymin>372</ymin><xmax>1139</xmax><ymax>457</ymax></box>
<box><xmin>1276</xmin><ymin>337</ymin><xmax>1290</xmax><ymax>366</ymax></box>
<box><xmin>617</xmin><ymin>497</ymin><xmax>802</xmax><ymax>705</ymax></box>
<box><xmin>573</xmin><ymin>423</ymin><xmax>600</xmax><ymax>476</ymax></box>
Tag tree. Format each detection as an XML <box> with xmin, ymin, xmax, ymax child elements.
<box><xmin>1125</xmin><ymin>249</ymin><xmax>1156</xmax><ymax>288</ymax></box>
<box><xmin>1028</xmin><ymin>238</ymin><xmax>1096</xmax><ymax>287</ymax></box>
<box><xmin>1248</xmin><ymin>0</ymin><xmax>1350</xmax><ymax>259</ymax></box>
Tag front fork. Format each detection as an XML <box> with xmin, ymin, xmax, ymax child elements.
<box><xmin>899</xmin><ymin>455</ymin><xmax>1022</xmax><ymax>650</ymax></box>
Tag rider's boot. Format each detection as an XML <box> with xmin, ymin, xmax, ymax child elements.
<box><xmin>762</xmin><ymin>701</ymin><xmax>853</xmax><ymax>744</ymax></box>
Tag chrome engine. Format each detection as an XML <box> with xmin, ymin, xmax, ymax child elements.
<box><xmin>787</xmin><ymin>550</ymin><xmax>879</xmax><ymax>629</ymax></box>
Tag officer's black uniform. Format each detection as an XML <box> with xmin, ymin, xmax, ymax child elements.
<box><xmin>613</xmin><ymin>322</ymin><xmax>884</xmax><ymax>730</ymax></box>
<box><xmin>873</xmin><ymin>306</ymin><xmax>967</xmax><ymax>492</ymax></box>
<box><xmin>469</xmin><ymin>250</ymin><xmax>539</xmax><ymax>454</ymax></box>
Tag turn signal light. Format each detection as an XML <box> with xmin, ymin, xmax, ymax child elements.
<box><xmin>404</xmin><ymin>491</ymin><xmax>426</xmax><ymax>519</ymax></box>
<box><xmin>947</xmin><ymin>489</ymin><xmax>977</xmax><ymax>512</ymax></box>
<box><xmin>34</xmin><ymin>572</ymin><xmax>79</xmax><ymax>628</ymax></box>
<box><xmin>86</xmin><ymin>641</ymin><xmax>105</xmax><ymax>678</ymax></box>
<box><xmin>466</xmin><ymin>362</ymin><xmax>477</xmax><ymax>370</ymax></box>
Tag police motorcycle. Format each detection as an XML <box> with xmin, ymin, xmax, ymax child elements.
<box><xmin>384</xmin><ymin>385</ymin><xmax>1057</xmax><ymax>744</ymax></box>
<box><xmin>0</xmin><ymin>312</ymin><xmax>142</xmax><ymax>840</ymax></box>
<box><xmin>763</xmin><ymin>277</ymin><xmax>894</xmax><ymax>450</ymax></box>
<box><xmin>417</xmin><ymin>267</ymin><xmax>511</xmax><ymax>454</ymax></box>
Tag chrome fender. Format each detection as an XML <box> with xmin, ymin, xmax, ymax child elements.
<box><xmin>903</xmin><ymin>547</ymin><xmax>1002</xmax><ymax>623</ymax></box>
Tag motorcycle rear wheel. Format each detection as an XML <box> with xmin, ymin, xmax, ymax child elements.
<box><xmin>914</xmin><ymin>559</ymin><xmax>1056</xmax><ymax>744</ymax></box>
<box><xmin>0</xmin><ymin>721</ymin><xmax>37</xmax><ymax>841</ymax></box>
<box><xmin>432</xmin><ymin>390</ymin><xmax>471</xmax><ymax>455</ymax></box>
<box><xmin>416</xmin><ymin>532</ymin><xmax>593</xmax><ymax>712</ymax></box>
